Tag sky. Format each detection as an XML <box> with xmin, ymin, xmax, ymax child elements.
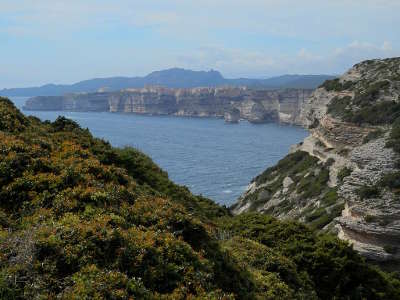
<box><xmin>1</xmin><ymin>0</ymin><xmax>400</xmax><ymax>88</ymax></box>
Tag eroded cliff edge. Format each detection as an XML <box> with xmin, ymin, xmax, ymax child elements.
<box><xmin>232</xmin><ymin>57</ymin><xmax>400</xmax><ymax>267</ymax></box>
<box><xmin>23</xmin><ymin>87</ymin><xmax>313</xmax><ymax>124</ymax></box>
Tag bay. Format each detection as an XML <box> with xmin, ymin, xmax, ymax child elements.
<box><xmin>10</xmin><ymin>97</ymin><xmax>308</xmax><ymax>206</ymax></box>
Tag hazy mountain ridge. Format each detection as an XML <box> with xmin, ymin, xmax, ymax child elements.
<box><xmin>0</xmin><ymin>68</ymin><xmax>335</xmax><ymax>96</ymax></box>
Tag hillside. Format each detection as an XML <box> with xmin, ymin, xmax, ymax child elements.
<box><xmin>232</xmin><ymin>57</ymin><xmax>400</xmax><ymax>267</ymax></box>
<box><xmin>0</xmin><ymin>69</ymin><xmax>334</xmax><ymax>97</ymax></box>
<box><xmin>0</xmin><ymin>97</ymin><xmax>399</xmax><ymax>298</ymax></box>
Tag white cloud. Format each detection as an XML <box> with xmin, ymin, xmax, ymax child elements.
<box><xmin>2</xmin><ymin>0</ymin><xmax>400</xmax><ymax>41</ymax></box>
<box><xmin>1</xmin><ymin>1</ymin><xmax>400</xmax><ymax>86</ymax></box>
<box><xmin>173</xmin><ymin>40</ymin><xmax>400</xmax><ymax>77</ymax></box>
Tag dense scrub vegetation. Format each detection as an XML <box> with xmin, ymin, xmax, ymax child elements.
<box><xmin>387</xmin><ymin>117</ymin><xmax>400</xmax><ymax>154</ymax></box>
<box><xmin>327</xmin><ymin>94</ymin><xmax>400</xmax><ymax>126</ymax></box>
<box><xmin>238</xmin><ymin>151</ymin><xmax>344</xmax><ymax>230</ymax></box>
<box><xmin>319</xmin><ymin>78</ymin><xmax>354</xmax><ymax>92</ymax></box>
<box><xmin>218</xmin><ymin>214</ymin><xmax>400</xmax><ymax>299</ymax></box>
<box><xmin>0</xmin><ymin>97</ymin><xmax>399</xmax><ymax>299</ymax></box>
<box><xmin>322</xmin><ymin>58</ymin><xmax>400</xmax><ymax>161</ymax></box>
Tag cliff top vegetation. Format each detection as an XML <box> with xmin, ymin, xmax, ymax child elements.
<box><xmin>0</xmin><ymin>97</ymin><xmax>399</xmax><ymax>299</ymax></box>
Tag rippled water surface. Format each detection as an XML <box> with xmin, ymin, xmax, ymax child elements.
<box><xmin>11</xmin><ymin>97</ymin><xmax>308</xmax><ymax>206</ymax></box>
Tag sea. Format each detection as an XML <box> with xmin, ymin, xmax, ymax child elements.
<box><xmin>10</xmin><ymin>97</ymin><xmax>308</xmax><ymax>206</ymax></box>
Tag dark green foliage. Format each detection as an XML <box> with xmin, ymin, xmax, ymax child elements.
<box><xmin>255</xmin><ymin>151</ymin><xmax>318</xmax><ymax>185</ymax></box>
<box><xmin>353</xmin><ymin>80</ymin><xmax>390</xmax><ymax>106</ymax></box>
<box><xmin>0</xmin><ymin>97</ymin><xmax>29</xmax><ymax>132</ymax></box>
<box><xmin>363</xmin><ymin>128</ymin><xmax>384</xmax><ymax>143</ymax></box>
<box><xmin>365</xmin><ymin>215</ymin><xmax>378</xmax><ymax>223</ymax></box>
<box><xmin>327</xmin><ymin>96</ymin><xmax>352</xmax><ymax>118</ymax></box>
<box><xmin>218</xmin><ymin>213</ymin><xmax>400</xmax><ymax>299</ymax></box>
<box><xmin>344</xmin><ymin>101</ymin><xmax>400</xmax><ymax>125</ymax></box>
<box><xmin>384</xmin><ymin>245</ymin><xmax>398</xmax><ymax>254</ymax></box>
<box><xmin>357</xmin><ymin>185</ymin><xmax>380</xmax><ymax>199</ymax></box>
<box><xmin>338</xmin><ymin>167</ymin><xmax>352</xmax><ymax>182</ymax></box>
<box><xmin>305</xmin><ymin>207</ymin><xmax>325</xmax><ymax>222</ymax></box>
<box><xmin>297</xmin><ymin>168</ymin><xmax>329</xmax><ymax>198</ymax></box>
<box><xmin>320</xmin><ymin>78</ymin><xmax>354</xmax><ymax>91</ymax></box>
<box><xmin>324</xmin><ymin>75</ymin><xmax>400</xmax><ymax>127</ymax></box>
<box><xmin>1</xmin><ymin>98</ymin><xmax>399</xmax><ymax>299</ymax></box>
<box><xmin>387</xmin><ymin>117</ymin><xmax>400</xmax><ymax>154</ymax></box>
<box><xmin>221</xmin><ymin>237</ymin><xmax>317</xmax><ymax>299</ymax></box>
<box><xmin>380</xmin><ymin>172</ymin><xmax>400</xmax><ymax>194</ymax></box>
<box><xmin>325</xmin><ymin>157</ymin><xmax>335</xmax><ymax>167</ymax></box>
<box><xmin>51</xmin><ymin>116</ymin><xmax>82</xmax><ymax>132</ymax></box>
<box><xmin>247</xmin><ymin>151</ymin><xmax>342</xmax><ymax>230</ymax></box>
<box><xmin>305</xmin><ymin>202</ymin><xmax>344</xmax><ymax>230</ymax></box>
<box><xmin>321</xmin><ymin>188</ymin><xmax>339</xmax><ymax>206</ymax></box>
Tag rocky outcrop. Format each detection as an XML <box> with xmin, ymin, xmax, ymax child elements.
<box><xmin>233</xmin><ymin>57</ymin><xmax>400</xmax><ymax>266</ymax></box>
<box><xmin>224</xmin><ymin>108</ymin><xmax>241</xmax><ymax>123</ymax></box>
<box><xmin>23</xmin><ymin>87</ymin><xmax>313</xmax><ymax>125</ymax></box>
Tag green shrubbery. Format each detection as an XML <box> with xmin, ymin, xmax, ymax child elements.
<box><xmin>384</xmin><ymin>245</ymin><xmax>399</xmax><ymax>255</ymax></box>
<box><xmin>255</xmin><ymin>151</ymin><xmax>318</xmax><ymax>186</ymax></box>
<box><xmin>338</xmin><ymin>167</ymin><xmax>352</xmax><ymax>182</ymax></box>
<box><xmin>297</xmin><ymin>167</ymin><xmax>329</xmax><ymax>199</ymax></box>
<box><xmin>328</xmin><ymin>96</ymin><xmax>400</xmax><ymax>126</ymax></box>
<box><xmin>327</xmin><ymin>96</ymin><xmax>352</xmax><ymax>118</ymax></box>
<box><xmin>0</xmin><ymin>97</ymin><xmax>29</xmax><ymax>132</ymax></box>
<box><xmin>357</xmin><ymin>185</ymin><xmax>381</xmax><ymax>199</ymax></box>
<box><xmin>380</xmin><ymin>172</ymin><xmax>400</xmax><ymax>194</ymax></box>
<box><xmin>0</xmin><ymin>98</ymin><xmax>399</xmax><ymax>299</ymax></box>
<box><xmin>323</xmin><ymin>76</ymin><xmax>400</xmax><ymax>128</ymax></box>
<box><xmin>387</xmin><ymin>117</ymin><xmax>400</xmax><ymax>154</ymax></box>
<box><xmin>363</xmin><ymin>129</ymin><xmax>384</xmax><ymax>143</ymax></box>
<box><xmin>218</xmin><ymin>213</ymin><xmax>400</xmax><ymax>299</ymax></box>
<box><xmin>353</xmin><ymin>80</ymin><xmax>390</xmax><ymax>106</ymax></box>
<box><xmin>321</xmin><ymin>188</ymin><xmax>339</xmax><ymax>206</ymax></box>
<box><xmin>344</xmin><ymin>101</ymin><xmax>400</xmax><ymax>125</ymax></box>
<box><xmin>320</xmin><ymin>78</ymin><xmax>354</xmax><ymax>91</ymax></box>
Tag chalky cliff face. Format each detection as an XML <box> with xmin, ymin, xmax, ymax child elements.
<box><xmin>233</xmin><ymin>58</ymin><xmax>400</xmax><ymax>265</ymax></box>
<box><xmin>24</xmin><ymin>87</ymin><xmax>313</xmax><ymax>125</ymax></box>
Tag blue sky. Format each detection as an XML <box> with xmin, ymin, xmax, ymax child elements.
<box><xmin>1</xmin><ymin>0</ymin><xmax>400</xmax><ymax>88</ymax></box>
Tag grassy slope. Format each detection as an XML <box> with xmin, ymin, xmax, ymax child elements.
<box><xmin>0</xmin><ymin>97</ymin><xmax>399</xmax><ymax>299</ymax></box>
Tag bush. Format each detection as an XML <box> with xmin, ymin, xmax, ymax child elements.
<box><xmin>364</xmin><ymin>215</ymin><xmax>378</xmax><ymax>223</ymax></box>
<box><xmin>357</xmin><ymin>185</ymin><xmax>380</xmax><ymax>199</ymax></box>
<box><xmin>363</xmin><ymin>129</ymin><xmax>384</xmax><ymax>143</ymax></box>
<box><xmin>1</xmin><ymin>97</ymin><xmax>400</xmax><ymax>299</ymax></box>
<box><xmin>338</xmin><ymin>167</ymin><xmax>352</xmax><ymax>182</ymax></box>
<box><xmin>327</xmin><ymin>96</ymin><xmax>352</xmax><ymax>118</ymax></box>
<box><xmin>353</xmin><ymin>80</ymin><xmax>390</xmax><ymax>106</ymax></box>
<box><xmin>254</xmin><ymin>151</ymin><xmax>318</xmax><ymax>185</ymax></box>
<box><xmin>387</xmin><ymin>117</ymin><xmax>400</xmax><ymax>154</ymax></box>
<box><xmin>52</xmin><ymin>116</ymin><xmax>82</xmax><ymax>132</ymax></box>
<box><xmin>320</xmin><ymin>79</ymin><xmax>354</xmax><ymax>91</ymax></box>
<box><xmin>321</xmin><ymin>188</ymin><xmax>339</xmax><ymax>206</ymax></box>
<box><xmin>0</xmin><ymin>97</ymin><xmax>29</xmax><ymax>132</ymax></box>
<box><xmin>380</xmin><ymin>172</ymin><xmax>400</xmax><ymax>194</ymax></box>
<box><xmin>297</xmin><ymin>168</ymin><xmax>329</xmax><ymax>198</ymax></box>
<box><xmin>218</xmin><ymin>213</ymin><xmax>400</xmax><ymax>299</ymax></box>
<box><xmin>384</xmin><ymin>245</ymin><xmax>398</xmax><ymax>254</ymax></box>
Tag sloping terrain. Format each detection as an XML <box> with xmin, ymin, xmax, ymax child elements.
<box><xmin>0</xmin><ymin>97</ymin><xmax>399</xmax><ymax>298</ymax></box>
<box><xmin>233</xmin><ymin>57</ymin><xmax>400</xmax><ymax>268</ymax></box>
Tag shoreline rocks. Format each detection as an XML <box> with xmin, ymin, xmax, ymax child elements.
<box><xmin>23</xmin><ymin>87</ymin><xmax>313</xmax><ymax>125</ymax></box>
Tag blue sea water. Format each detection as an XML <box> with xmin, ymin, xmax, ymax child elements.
<box><xmin>10</xmin><ymin>97</ymin><xmax>308</xmax><ymax>206</ymax></box>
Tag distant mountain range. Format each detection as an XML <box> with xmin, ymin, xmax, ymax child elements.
<box><xmin>0</xmin><ymin>68</ymin><xmax>336</xmax><ymax>97</ymax></box>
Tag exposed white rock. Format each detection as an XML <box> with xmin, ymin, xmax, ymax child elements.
<box><xmin>283</xmin><ymin>176</ymin><xmax>294</xmax><ymax>188</ymax></box>
<box><xmin>233</xmin><ymin>57</ymin><xmax>400</xmax><ymax>264</ymax></box>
